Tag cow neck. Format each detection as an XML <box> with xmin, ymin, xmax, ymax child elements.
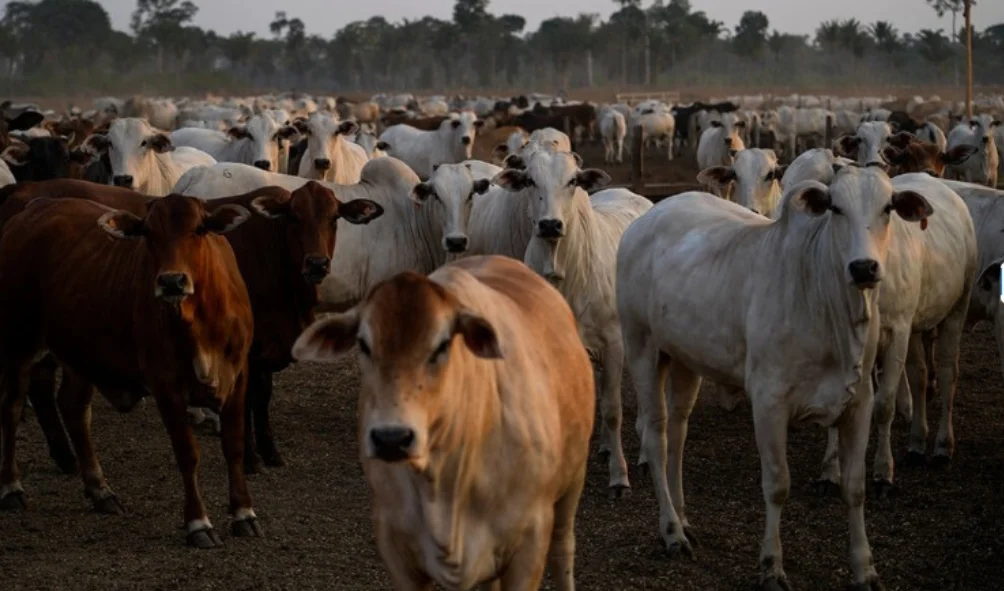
<box><xmin>142</xmin><ymin>150</ymin><xmax>183</xmax><ymax>196</ymax></box>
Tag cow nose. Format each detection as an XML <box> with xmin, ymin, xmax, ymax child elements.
<box><xmin>848</xmin><ymin>259</ymin><xmax>881</xmax><ymax>288</ymax></box>
<box><xmin>369</xmin><ymin>427</ymin><xmax>415</xmax><ymax>462</ymax></box>
<box><xmin>461</xmin><ymin>136</ymin><xmax>472</xmax><ymax>146</ymax></box>
<box><xmin>444</xmin><ymin>235</ymin><xmax>469</xmax><ymax>253</ymax></box>
<box><xmin>538</xmin><ymin>219</ymin><xmax>564</xmax><ymax>238</ymax></box>
<box><xmin>156</xmin><ymin>272</ymin><xmax>190</xmax><ymax>297</ymax></box>
<box><xmin>113</xmin><ymin>175</ymin><xmax>134</xmax><ymax>187</ymax></box>
<box><xmin>253</xmin><ymin>159</ymin><xmax>271</xmax><ymax>170</ymax></box>
<box><xmin>314</xmin><ymin>158</ymin><xmax>331</xmax><ymax>170</ymax></box>
<box><xmin>723</xmin><ymin>137</ymin><xmax>733</xmax><ymax>147</ymax></box>
<box><xmin>302</xmin><ymin>255</ymin><xmax>330</xmax><ymax>284</ymax></box>
<box><xmin>982</xmin><ymin>136</ymin><xmax>990</xmax><ymax>145</ymax></box>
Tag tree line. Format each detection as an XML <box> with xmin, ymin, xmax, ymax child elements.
<box><xmin>0</xmin><ymin>0</ymin><xmax>1002</xmax><ymax>98</ymax></box>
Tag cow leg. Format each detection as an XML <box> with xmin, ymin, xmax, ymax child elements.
<box><xmin>751</xmin><ymin>395</ymin><xmax>791</xmax><ymax>590</ymax></box>
<box><xmin>152</xmin><ymin>389</ymin><xmax>220</xmax><ymax>548</ymax></box>
<box><xmin>931</xmin><ymin>305</ymin><xmax>967</xmax><ymax>464</ymax></box>
<box><xmin>27</xmin><ymin>356</ymin><xmax>78</xmax><ymax>475</ymax></box>
<box><xmin>872</xmin><ymin>330</ymin><xmax>910</xmax><ymax>495</ymax></box>
<box><xmin>0</xmin><ymin>361</ymin><xmax>29</xmax><ymax>510</ymax></box>
<box><xmin>894</xmin><ymin>366</ymin><xmax>913</xmax><ymax>424</ymax></box>
<box><xmin>57</xmin><ymin>372</ymin><xmax>122</xmax><ymax>514</ymax></box>
<box><xmin>838</xmin><ymin>394</ymin><xmax>883</xmax><ymax>589</ymax></box>
<box><xmin>923</xmin><ymin>329</ymin><xmax>937</xmax><ymax>399</ymax></box>
<box><xmin>499</xmin><ymin>514</ymin><xmax>551</xmax><ymax>591</ymax></box>
<box><xmin>548</xmin><ymin>465</ymin><xmax>586</xmax><ymax>591</ymax></box>
<box><xmin>221</xmin><ymin>371</ymin><xmax>262</xmax><ymax>539</ymax></box>
<box><xmin>601</xmin><ymin>334</ymin><xmax>629</xmax><ymax>496</ymax></box>
<box><xmin>616</xmin><ymin>138</ymin><xmax>624</xmax><ymax>164</ymax></box>
<box><xmin>815</xmin><ymin>428</ymin><xmax>842</xmax><ymax>497</ymax></box>
<box><xmin>375</xmin><ymin>519</ymin><xmax>434</xmax><ymax>591</ymax></box>
<box><xmin>666</xmin><ymin>358</ymin><xmax>700</xmax><ymax>546</ymax></box>
<box><xmin>906</xmin><ymin>333</ymin><xmax>930</xmax><ymax>464</ymax></box>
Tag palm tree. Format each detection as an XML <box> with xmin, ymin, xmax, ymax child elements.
<box><xmin>869</xmin><ymin>21</ymin><xmax>900</xmax><ymax>54</ymax></box>
<box><xmin>915</xmin><ymin>28</ymin><xmax>953</xmax><ymax>63</ymax></box>
<box><xmin>815</xmin><ymin>20</ymin><xmax>841</xmax><ymax>53</ymax></box>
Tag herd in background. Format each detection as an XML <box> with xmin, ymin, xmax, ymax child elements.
<box><xmin>0</xmin><ymin>89</ymin><xmax>1003</xmax><ymax>591</ymax></box>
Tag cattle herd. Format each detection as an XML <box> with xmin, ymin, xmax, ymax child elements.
<box><xmin>0</xmin><ymin>89</ymin><xmax>1003</xmax><ymax>590</ymax></box>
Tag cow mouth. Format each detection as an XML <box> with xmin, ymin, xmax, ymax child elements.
<box><xmin>302</xmin><ymin>271</ymin><xmax>327</xmax><ymax>285</ymax></box>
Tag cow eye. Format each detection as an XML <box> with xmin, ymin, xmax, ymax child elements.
<box><xmin>828</xmin><ymin>205</ymin><xmax>843</xmax><ymax>215</ymax></box>
<box><xmin>566</xmin><ymin>179</ymin><xmax>576</xmax><ymax>188</ymax></box>
<box><xmin>358</xmin><ymin>338</ymin><xmax>371</xmax><ymax>357</ymax></box>
<box><xmin>429</xmin><ymin>339</ymin><xmax>450</xmax><ymax>364</ymax></box>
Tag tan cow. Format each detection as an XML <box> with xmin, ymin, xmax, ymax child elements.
<box><xmin>293</xmin><ymin>255</ymin><xmax>594</xmax><ymax>590</ymax></box>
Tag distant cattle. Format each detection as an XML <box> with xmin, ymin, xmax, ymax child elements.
<box><xmin>170</xmin><ymin>114</ymin><xmax>298</xmax><ymax>172</ymax></box>
<box><xmin>379</xmin><ymin>112</ymin><xmax>484</xmax><ymax>179</ymax></box>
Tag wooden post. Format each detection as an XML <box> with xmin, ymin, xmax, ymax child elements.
<box><xmin>563</xmin><ymin>115</ymin><xmax>574</xmax><ymax>151</ymax></box>
<box><xmin>631</xmin><ymin>125</ymin><xmax>644</xmax><ymax>193</ymax></box>
<box><xmin>964</xmin><ymin>0</ymin><xmax>973</xmax><ymax>121</ymax></box>
<box><xmin>825</xmin><ymin>115</ymin><xmax>834</xmax><ymax>150</ymax></box>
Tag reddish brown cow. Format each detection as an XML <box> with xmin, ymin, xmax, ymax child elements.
<box><xmin>0</xmin><ymin>195</ymin><xmax>257</xmax><ymax>548</ymax></box>
<box><xmin>883</xmin><ymin>133</ymin><xmax>979</xmax><ymax>177</ymax></box>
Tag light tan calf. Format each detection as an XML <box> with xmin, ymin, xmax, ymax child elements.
<box><xmin>293</xmin><ymin>255</ymin><xmax>595</xmax><ymax>591</ymax></box>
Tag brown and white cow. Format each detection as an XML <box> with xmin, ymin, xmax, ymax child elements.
<box><xmin>293</xmin><ymin>255</ymin><xmax>595</xmax><ymax>590</ymax></box>
<box><xmin>882</xmin><ymin>132</ymin><xmax>978</xmax><ymax>177</ymax></box>
<box><xmin>0</xmin><ymin>195</ymin><xmax>258</xmax><ymax>548</ymax></box>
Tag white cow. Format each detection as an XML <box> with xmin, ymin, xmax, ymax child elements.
<box><xmin>294</xmin><ymin>112</ymin><xmax>369</xmax><ymax>184</ymax></box>
<box><xmin>835</xmin><ymin>121</ymin><xmax>893</xmax><ymax>166</ymax></box>
<box><xmin>617</xmin><ymin>167</ymin><xmax>933</xmax><ymax>589</ymax></box>
<box><xmin>599</xmin><ymin>108</ymin><xmax>627</xmax><ymax>164</ymax></box>
<box><xmin>493</xmin><ymin>150</ymin><xmax>652</xmax><ymax>496</ymax></box>
<box><xmin>169</xmin><ymin>114</ymin><xmax>298</xmax><ymax>172</ymax></box>
<box><xmin>696</xmin><ymin>114</ymin><xmax>746</xmax><ymax>197</ymax></box>
<box><xmin>352</xmin><ymin>129</ymin><xmax>389</xmax><ymax>159</ymax></box>
<box><xmin>631</xmin><ymin>109</ymin><xmax>676</xmax><ymax>161</ymax></box>
<box><xmin>409</xmin><ymin>161</ymin><xmax>496</xmax><ymax>255</ymax></box>
<box><xmin>945</xmin><ymin>116</ymin><xmax>1000</xmax><ymax>187</ymax></box>
<box><xmin>380</xmin><ymin>111</ymin><xmax>484</xmax><ymax>179</ymax></box>
<box><xmin>916</xmin><ymin>121</ymin><xmax>948</xmax><ymax>151</ymax></box>
<box><xmin>697</xmin><ymin>148</ymin><xmax>785</xmax><ymax>217</ymax></box>
<box><xmin>82</xmin><ymin>117</ymin><xmax>216</xmax><ymax>196</ymax></box>
<box><xmin>781</xmin><ymin>148</ymin><xmax>855</xmax><ymax>189</ymax></box>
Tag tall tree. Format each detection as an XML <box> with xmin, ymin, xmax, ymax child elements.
<box><xmin>732</xmin><ymin>11</ymin><xmax>770</xmax><ymax>61</ymax></box>
<box><xmin>130</xmin><ymin>0</ymin><xmax>198</xmax><ymax>73</ymax></box>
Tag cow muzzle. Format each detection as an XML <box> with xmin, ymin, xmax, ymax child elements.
<box><xmin>461</xmin><ymin>136</ymin><xmax>472</xmax><ymax>146</ymax></box>
<box><xmin>314</xmin><ymin>158</ymin><xmax>331</xmax><ymax>171</ymax></box>
<box><xmin>848</xmin><ymin>259</ymin><xmax>881</xmax><ymax>289</ymax></box>
<box><xmin>302</xmin><ymin>255</ymin><xmax>331</xmax><ymax>284</ymax></box>
<box><xmin>113</xmin><ymin>175</ymin><xmax>134</xmax><ymax>188</ymax></box>
<box><xmin>444</xmin><ymin>235</ymin><xmax>469</xmax><ymax>253</ymax></box>
<box><xmin>723</xmin><ymin>137</ymin><xmax>733</xmax><ymax>147</ymax></box>
<box><xmin>369</xmin><ymin>426</ymin><xmax>416</xmax><ymax>462</ymax></box>
<box><xmin>982</xmin><ymin>136</ymin><xmax>990</xmax><ymax>145</ymax></box>
<box><xmin>253</xmin><ymin>159</ymin><xmax>271</xmax><ymax>171</ymax></box>
<box><xmin>537</xmin><ymin>218</ymin><xmax>564</xmax><ymax>239</ymax></box>
<box><xmin>155</xmin><ymin>272</ymin><xmax>193</xmax><ymax>303</ymax></box>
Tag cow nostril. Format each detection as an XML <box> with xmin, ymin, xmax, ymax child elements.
<box><xmin>445</xmin><ymin>236</ymin><xmax>469</xmax><ymax>252</ymax></box>
<box><xmin>369</xmin><ymin>427</ymin><xmax>416</xmax><ymax>462</ymax></box>
<box><xmin>461</xmin><ymin>137</ymin><xmax>472</xmax><ymax>145</ymax></box>
<box><xmin>314</xmin><ymin>159</ymin><xmax>331</xmax><ymax>170</ymax></box>
<box><xmin>848</xmin><ymin>259</ymin><xmax>880</xmax><ymax>286</ymax></box>
<box><xmin>253</xmin><ymin>160</ymin><xmax>271</xmax><ymax>170</ymax></box>
<box><xmin>156</xmin><ymin>273</ymin><xmax>189</xmax><ymax>295</ymax></box>
<box><xmin>113</xmin><ymin>175</ymin><xmax>134</xmax><ymax>187</ymax></box>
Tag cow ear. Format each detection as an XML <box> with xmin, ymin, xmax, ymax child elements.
<box><xmin>574</xmin><ymin>168</ymin><xmax>611</xmax><ymax>191</ymax></box>
<box><xmin>473</xmin><ymin>119</ymin><xmax>485</xmax><ymax>129</ymax></box>
<box><xmin>338</xmin><ymin>198</ymin><xmax>384</xmax><ymax>225</ymax></box>
<box><xmin>411</xmin><ymin>182</ymin><xmax>435</xmax><ymax>204</ymax></box>
<box><xmin>336</xmin><ymin>121</ymin><xmax>359</xmax><ymax>136</ymax></box>
<box><xmin>83</xmin><ymin>133</ymin><xmax>110</xmax><ymax>154</ymax></box>
<box><xmin>882</xmin><ymin>146</ymin><xmax>906</xmax><ymax>165</ymax></box>
<box><xmin>834</xmin><ymin>135</ymin><xmax>861</xmax><ymax>158</ymax></box>
<box><xmin>69</xmin><ymin>148</ymin><xmax>93</xmax><ymax>165</ymax></box>
<box><xmin>976</xmin><ymin>257</ymin><xmax>1004</xmax><ymax>292</ymax></box>
<box><xmin>454</xmin><ymin>311</ymin><xmax>502</xmax><ymax>359</ymax></box>
<box><xmin>887</xmin><ymin>131</ymin><xmax>915</xmax><ymax>149</ymax></box>
<box><xmin>735</xmin><ymin>120</ymin><xmax>747</xmax><ymax>129</ymax></box>
<box><xmin>292</xmin><ymin>309</ymin><xmax>361</xmax><ymax>362</ymax></box>
<box><xmin>143</xmin><ymin>133</ymin><xmax>174</xmax><ymax>153</ymax></box>
<box><xmin>203</xmin><ymin>204</ymin><xmax>250</xmax><ymax>234</ymax></box>
<box><xmin>941</xmin><ymin>144</ymin><xmax>979</xmax><ymax>166</ymax></box>
<box><xmin>890</xmin><ymin>190</ymin><xmax>933</xmax><ymax>223</ymax></box>
<box><xmin>697</xmin><ymin>166</ymin><xmax>736</xmax><ymax>187</ymax></box>
<box><xmin>1</xmin><ymin>143</ymin><xmax>29</xmax><ymax>167</ymax></box>
<box><xmin>492</xmin><ymin>169</ymin><xmax>531</xmax><ymax>192</ymax></box>
<box><xmin>276</xmin><ymin>125</ymin><xmax>299</xmax><ymax>140</ymax></box>
<box><xmin>292</xmin><ymin>118</ymin><xmax>309</xmax><ymax>134</ymax></box>
<box><xmin>227</xmin><ymin>125</ymin><xmax>250</xmax><ymax>140</ymax></box>
<box><xmin>472</xmin><ymin>179</ymin><xmax>491</xmax><ymax>195</ymax></box>
<box><xmin>251</xmin><ymin>192</ymin><xmax>292</xmax><ymax>219</ymax></box>
<box><xmin>97</xmin><ymin>209</ymin><xmax>145</xmax><ymax>239</ymax></box>
<box><xmin>789</xmin><ymin>181</ymin><xmax>831</xmax><ymax>216</ymax></box>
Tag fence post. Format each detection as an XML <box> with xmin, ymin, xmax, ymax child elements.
<box><xmin>825</xmin><ymin>115</ymin><xmax>834</xmax><ymax>149</ymax></box>
<box><xmin>631</xmin><ymin>125</ymin><xmax>644</xmax><ymax>193</ymax></box>
<box><xmin>563</xmin><ymin>115</ymin><xmax>574</xmax><ymax>151</ymax></box>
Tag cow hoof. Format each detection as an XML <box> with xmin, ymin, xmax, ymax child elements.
<box><xmin>665</xmin><ymin>538</ymin><xmax>694</xmax><ymax>560</ymax></box>
<box><xmin>608</xmin><ymin>484</ymin><xmax>630</xmax><ymax>500</ymax></box>
<box><xmin>92</xmin><ymin>494</ymin><xmax>125</xmax><ymax>515</ymax></box>
<box><xmin>186</xmin><ymin>527</ymin><xmax>224</xmax><ymax>549</ymax></box>
<box><xmin>902</xmin><ymin>451</ymin><xmax>926</xmax><ymax>468</ymax></box>
<box><xmin>812</xmin><ymin>479</ymin><xmax>841</xmax><ymax>498</ymax></box>
<box><xmin>868</xmin><ymin>479</ymin><xmax>895</xmax><ymax>500</ymax></box>
<box><xmin>261</xmin><ymin>450</ymin><xmax>285</xmax><ymax>468</ymax></box>
<box><xmin>0</xmin><ymin>491</ymin><xmax>26</xmax><ymax>511</ymax></box>
<box><xmin>684</xmin><ymin>526</ymin><xmax>701</xmax><ymax>548</ymax></box>
<box><xmin>760</xmin><ymin>576</ymin><xmax>792</xmax><ymax>591</ymax></box>
<box><xmin>929</xmin><ymin>454</ymin><xmax>952</xmax><ymax>470</ymax></box>
<box><xmin>848</xmin><ymin>576</ymin><xmax>886</xmax><ymax>591</ymax></box>
<box><xmin>231</xmin><ymin>517</ymin><xmax>264</xmax><ymax>538</ymax></box>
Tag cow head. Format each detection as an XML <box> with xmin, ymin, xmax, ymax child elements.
<box><xmin>709</xmin><ymin>113</ymin><xmax>746</xmax><ymax>151</ymax></box>
<box><xmin>97</xmin><ymin>195</ymin><xmax>250</xmax><ymax>308</ymax></box>
<box><xmin>441</xmin><ymin>112</ymin><xmax>482</xmax><ymax>160</ymax></box>
<box><xmin>782</xmin><ymin>167</ymin><xmax>932</xmax><ymax>290</ymax></box>
<box><xmin>698</xmin><ymin>148</ymin><xmax>786</xmax><ymax>217</ymax></box>
<box><xmin>836</xmin><ymin>121</ymin><xmax>892</xmax><ymax>168</ymax></box>
<box><xmin>2</xmin><ymin>135</ymin><xmax>75</xmax><ymax>181</ymax></box>
<box><xmin>411</xmin><ymin>163</ymin><xmax>492</xmax><ymax>254</ymax></box>
<box><xmin>0</xmin><ymin>104</ymin><xmax>45</xmax><ymax>151</ymax></box>
<box><xmin>82</xmin><ymin>118</ymin><xmax>174</xmax><ymax>190</ymax></box>
<box><xmin>227</xmin><ymin>114</ymin><xmax>299</xmax><ymax>172</ymax></box>
<box><xmin>297</xmin><ymin>112</ymin><xmax>359</xmax><ymax>181</ymax></box>
<box><xmin>883</xmin><ymin>141</ymin><xmax>978</xmax><ymax>177</ymax></box>
<box><xmin>292</xmin><ymin>271</ymin><xmax>502</xmax><ymax>467</ymax></box>
<box><xmin>251</xmin><ymin>180</ymin><xmax>383</xmax><ymax>285</ymax></box>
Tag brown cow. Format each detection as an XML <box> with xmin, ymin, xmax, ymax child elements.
<box><xmin>1</xmin><ymin>179</ymin><xmax>384</xmax><ymax>474</ymax></box>
<box><xmin>293</xmin><ymin>255</ymin><xmax>595</xmax><ymax>590</ymax></box>
<box><xmin>0</xmin><ymin>195</ymin><xmax>258</xmax><ymax>548</ymax></box>
<box><xmin>471</xmin><ymin>125</ymin><xmax>527</xmax><ymax>164</ymax></box>
<box><xmin>883</xmin><ymin>133</ymin><xmax>979</xmax><ymax>177</ymax></box>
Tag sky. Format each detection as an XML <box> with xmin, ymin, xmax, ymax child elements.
<box><xmin>99</xmin><ymin>0</ymin><xmax>1004</xmax><ymax>39</ymax></box>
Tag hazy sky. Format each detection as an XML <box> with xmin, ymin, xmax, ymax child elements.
<box><xmin>100</xmin><ymin>0</ymin><xmax>1004</xmax><ymax>38</ymax></box>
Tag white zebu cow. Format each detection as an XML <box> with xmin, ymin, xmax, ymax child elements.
<box><xmin>617</xmin><ymin>167</ymin><xmax>933</xmax><ymax>589</ymax></box>
<box><xmin>817</xmin><ymin>173</ymin><xmax>976</xmax><ymax>496</ymax></box>
<box><xmin>295</xmin><ymin>112</ymin><xmax>369</xmax><ymax>184</ymax></box>
<box><xmin>380</xmin><ymin>111</ymin><xmax>484</xmax><ymax>179</ymax></box>
<box><xmin>173</xmin><ymin>158</ymin><xmax>453</xmax><ymax>312</ymax></box>
<box><xmin>168</xmin><ymin>114</ymin><xmax>298</xmax><ymax>173</ymax></box>
<box><xmin>352</xmin><ymin>129</ymin><xmax>389</xmax><ymax>159</ymax></box>
<box><xmin>697</xmin><ymin>148</ymin><xmax>785</xmax><ymax>217</ymax></box>
<box><xmin>696</xmin><ymin>114</ymin><xmax>746</xmax><ymax>197</ymax></box>
<box><xmin>836</xmin><ymin>121</ymin><xmax>893</xmax><ymax>167</ymax></box>
<box><xmin>599</xmin><ymin>108</ymin><xmax>627</xmax><ymax>164</ymax></box>
<box><xmin>631</xmin><ymin>108</ymin><xmax>676</xmax><ymax>161</ymax></box>
<box><xmin>917</xmin><ymin>121</ymin><xmax>948</xmax><ymax>151</ymax></box>
<box><xmin>82</xmin><ymin>117</ymin><xmax>216</xmax><ymax>196</ymax></box>
<box><xmin>493</xmin><ymin>150</ymin><xmax>652</xmax><ymax>496</ymax></box>
<box><xmin>409</xmin><ymin>161</ymin><xmax>496</xmax><ymax>255</ymax></box>
<box><xmin>781</xmin><ymin>148</ymin><xmax>855</xmax><ymax>189</ymax></box>
<box><xmin>946</xmin><ymin>116</ymin><xmax>1000</xmax><ymax>187</ymax></box>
